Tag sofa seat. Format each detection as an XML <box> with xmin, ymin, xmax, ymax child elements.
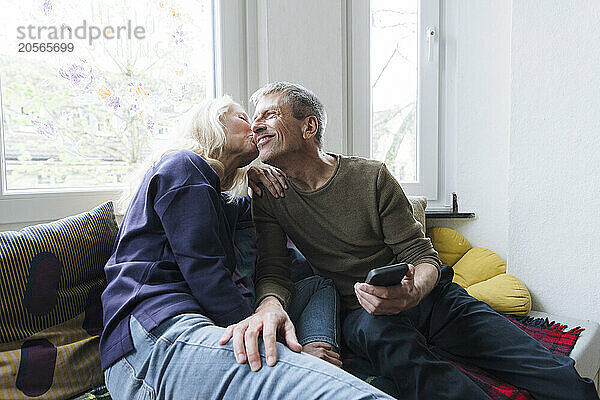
<box><xmin>528</xmin><ymin>311</ymin><xmax>600</xmax><ymax>389</ymax></box>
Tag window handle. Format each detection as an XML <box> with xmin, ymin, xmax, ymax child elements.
<box><xmin>427</xmin><ymin>27</ymin><xmax>437</xmax><ymax>62</ymax></box>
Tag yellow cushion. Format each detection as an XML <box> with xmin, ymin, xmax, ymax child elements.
<box><xmin>467</xmin><ymin>274</ymin><xmax>532</xmax><ymax>316</ymax></box>
<box><xmin>427</xmin><ymin>227</ymin><xmax>471</xmax><ymax>266</ymax></box>
<box><xmin>452</xmin><ymin>247</ymin><xmax>506</xmax><ymax>288</ymax></box>
<box><xmin>429</xmin><ymin>227</ymin><xmax>532</xmax><ymax>316</ymax></box>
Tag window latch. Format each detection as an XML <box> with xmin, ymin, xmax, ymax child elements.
<box><xmin>427</xmin><ymin>27</ymin><xmax>437</xmax><ymax>62</ymax></box>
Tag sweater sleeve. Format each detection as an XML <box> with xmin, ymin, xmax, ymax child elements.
<box><xmin>154</xmin><ymin>184</ymin><xmax>254</xmax><ymax>327</ymax></box>
<box><xmin>251</xmin><ymin>192</ymin><xmax>294</xmax><ymax>310</ymax></box>
<box><xmin>376</xmin><ymin>164</ymin><xmax>441</xmax><ymax>280</ymax></box>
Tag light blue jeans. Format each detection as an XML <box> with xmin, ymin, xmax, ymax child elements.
<box><xmin>104</xmin><ymin>276</ymin><xmax>392</xmax><ymax>400</ymax></box>
<box><xmin>286</xmin><ymin>275</ymin><xmax>340</xmax><ymax>348</ymax></box>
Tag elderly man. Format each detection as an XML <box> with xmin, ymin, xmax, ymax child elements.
<box><xmin>220</xmin><ymin>82</ymin><xmax>598</xmax><ymax>400</ymax></box>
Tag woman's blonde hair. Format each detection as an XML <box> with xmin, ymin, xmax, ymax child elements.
<box><xmin>117</xmin><ymin>95</ymin><xmax>250</xmax><ymax>215</ymax></box>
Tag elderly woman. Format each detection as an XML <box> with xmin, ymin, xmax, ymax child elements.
<box><xmin>99</xmin><ymin>95</ymin><xmax>392</xmax><ymax>400</ymax></box>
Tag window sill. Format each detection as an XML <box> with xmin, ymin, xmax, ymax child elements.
<box><xmin>426</xmin><ymin>210</ymin><xmax>475</xmax><ymax>219</ymax></box>
<box><xmin>0</xmin><ymin>190</ymin><xmax>119</xmax><ymax>225</ymax></box>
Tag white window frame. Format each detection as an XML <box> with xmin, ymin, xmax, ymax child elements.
<box><xmin>0</xmin><ymin>0</ymin><xmax>248</xmax><ymax>227</ymax></box>
<box><xmin>348</xmin><ymin>0</ymin><xmax>452</xmax><ymax>209</ymax></box>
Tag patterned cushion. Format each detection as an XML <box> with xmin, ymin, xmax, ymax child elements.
<box><xmin>0</xmin><ymin>202</ymin><xmax>118</xmax><ymax>399</ymax></box>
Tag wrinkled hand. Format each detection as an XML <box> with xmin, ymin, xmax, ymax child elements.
<box><xmin>303</xmin><ymin>342</ymin><xmax>342</xmax><ymax>368</ymax></box>
<box><xmin>219</xmin><ymin>296</ymin><xmax>302</xmax><ymax>372</ymax></box>
<box><xmin>247</xmin><ymin>165</ymin><xmax>287</xmax><ymax>198</ymax></box>
<box><xmin>354</xmin><ymin>264</ymin><xmax>423</xmax><ymax>315</ymax></box>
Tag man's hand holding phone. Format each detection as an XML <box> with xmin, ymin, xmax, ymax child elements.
<box><xmin>354</xmin><ymin>263</ymin><xmax>424</xmax><ymax>315</ymax></box>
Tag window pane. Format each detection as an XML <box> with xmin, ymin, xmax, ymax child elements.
<box><xmin>0</xmin><ymin>0</ymin><xmax>213</xmax><ymax>191</ymax></box>
<box><xmin>371</xmin><ymin>0</ymin><xmax>417</xmax><ymax>182</ymax></box>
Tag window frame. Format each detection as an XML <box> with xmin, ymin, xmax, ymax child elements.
<box><xmin>0</xmin><ymin>0</ymin><xmax>247</xmax><ymax>225</ymax></box>
<box><xmin>348</xmin><ymin>0</ymin><xmax>447</xmax><ymax>207</ymax></box>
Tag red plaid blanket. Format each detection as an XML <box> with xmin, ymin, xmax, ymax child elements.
<box><xmin>452</xmin><ymin>315</ymin><xmax>584</xmax><ymax>400</ymax></box>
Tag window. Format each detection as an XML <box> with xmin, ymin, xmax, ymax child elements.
<box><xmin>0</xmin><ymin>0</ymin><xmax>248</xmax><ymax>225</ymax></box>
<box><xmin>349</xmin><ymin>0</ymin><xmax>441</xmax><ymax>202</ymax></box>
<box><xmin>0</xmin><ymin>0</ymin><xmax>214</xmax><ymax>192</ymax></box>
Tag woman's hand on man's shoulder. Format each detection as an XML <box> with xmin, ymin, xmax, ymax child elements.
<box><xmin>247</xmin><ymin>165</ymin><xmax>288</xmax><ymax>198</ymax></box>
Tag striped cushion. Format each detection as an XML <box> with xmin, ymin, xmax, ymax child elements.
<box><xmin>0</xmin><ymin>202</ymin><xmax>117</xmax><ymax>399</ymax></box>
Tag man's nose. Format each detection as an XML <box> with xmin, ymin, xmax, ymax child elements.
<box><xmin>251</xmin><ymin>121</ymin><xmax>266</xmax><ymax>134</ymax></box>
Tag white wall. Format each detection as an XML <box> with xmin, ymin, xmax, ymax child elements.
<box><xmin>427</xmin><ymin>1</ymin><xmax>511</xmax><ymax>262</ymax></box>
<box><xmin>430</xmin><ymin>1</ymin><xmax>600</xmax><ymax>323</ymax></box>
<box><xmin>509</xmin><ymin>1</ymin><xmax>600</xmax><ymax>322</ymax></box>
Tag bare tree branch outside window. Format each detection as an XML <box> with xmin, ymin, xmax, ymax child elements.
<box><xmin>371</xmin><ymin>0</ymin><xmax>418</xmax><ymax>182</ymax></box>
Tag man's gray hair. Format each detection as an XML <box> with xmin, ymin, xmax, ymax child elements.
<box><xmin>250</xmin><ymin>82</ymin><xmax>327</xmax><ymax>148</ymax></box>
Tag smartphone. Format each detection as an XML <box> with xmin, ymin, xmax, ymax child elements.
<box><xmin>365</xmin><ymin>263</ymin><xmax>409</xmax><ymax>287</ymax></box>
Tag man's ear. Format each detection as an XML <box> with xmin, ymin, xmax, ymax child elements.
<box><xmin>302</xmin><ymin>116</ymin><xmax>318</xmax><ymax>140</ymax></box>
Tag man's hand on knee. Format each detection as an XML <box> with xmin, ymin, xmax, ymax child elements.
<box><xmin>219</xmin><ymin>296</ymin><xmax>302</xmax><ymax>372</ymax></box>
<box><xmin>302</xmin><ymin>341</ymin><xmax>342</xmax><ymax>368</ymax></box>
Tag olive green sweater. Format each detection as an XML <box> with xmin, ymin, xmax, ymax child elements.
<box><xmin>252</xmin><ymin>155</ymin><xmax>441</xmax><ymax>311</ymax></box>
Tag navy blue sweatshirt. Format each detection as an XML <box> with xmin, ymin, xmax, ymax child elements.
<box><xmin>99</xmin><ymin>150</ymin><xmax>254</xmax><ymax>370</ymax></box>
